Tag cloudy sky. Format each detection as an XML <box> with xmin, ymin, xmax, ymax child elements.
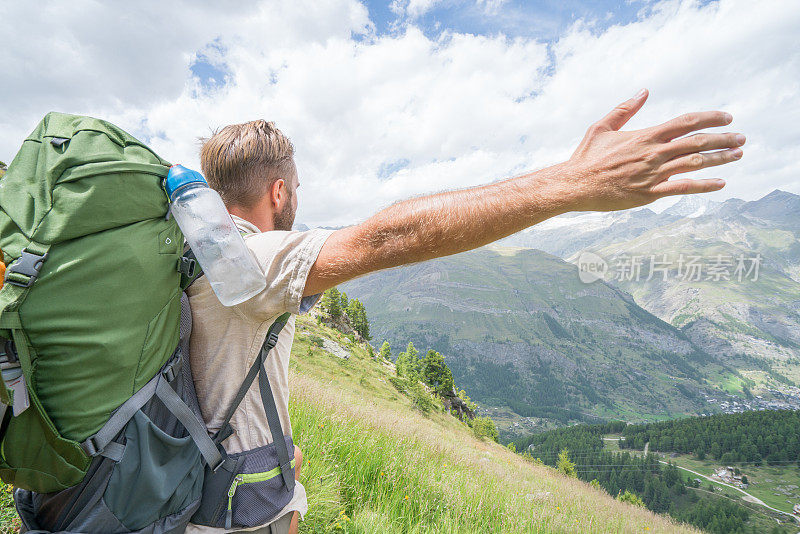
<box><xmin>1</xmin><ymin>0</ymin><xmax>798</xmax><ymax>226</ymax></box>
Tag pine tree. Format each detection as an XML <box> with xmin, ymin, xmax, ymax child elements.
<box><xmin>405</xmin><ymin>342</ymin><xmax>420</xmax><ymax>380</ymax></box>
<box><xmin>378</xmin><ymin>341</ymin><xmax>391</xmax><ymax>361</ymax></box>
<box><xmin>357</xmin><ymin>302</ymin><xmax>370</xmax><ymax>339</ymax></box>
<box><xmin>345</xmin><ymin>298</ymin><xmax>371</xmax><ymax>340</ymax></box>
<box><xmin>395</xmin><ymin>341</ymin><xmax>420</xmax><ymax>379</ymax></box>
<box><xmin>321</xmin><ymin>287</ymin><xmax>342</xmax><ymax>320</ymax></box>
<box><xmin>394</xmin><ymin>348</ymin><xmax>409</xmax><ymax>377</ymax></box>
<box><xmin>421</xmin><ymin>350</ymin><xmax>454</xmax><ymax>396</ymax></box>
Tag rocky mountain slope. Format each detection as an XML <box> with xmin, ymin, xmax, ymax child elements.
<box><xmin>342</xmin><ymin>246</ymin><xmax>737</xmax><ymax>438</ymax></box>
<box><xmin>568</xmin><ymin>190</ymin><xmax>800</xmax><ymax>390</ymax></box>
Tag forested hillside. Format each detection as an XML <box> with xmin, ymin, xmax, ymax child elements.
<box><xmin>513</xmin><ymin>418</ymin><xmax>798</xmax><ymax>533</ymax></box>
<box><xmin>620</xmin><ymin>409</ymin><xmax>800</xmax><ymax>465</ymax></box>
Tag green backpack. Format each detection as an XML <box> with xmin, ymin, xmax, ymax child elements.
<box><xmin>0</xmin><ymin>113</ymin><xmax>297</xmax><ymax>533</ymax></box>
<box><xmin>0</xmin><ymin>112</ymin><xmax>221</xmax><ymax>531</ymax></box>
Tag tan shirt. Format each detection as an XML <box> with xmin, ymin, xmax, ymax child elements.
<box><xmin>186</xmin><ymin>216</ymin><xmax>333</xmax><ymax>533</ymax></box>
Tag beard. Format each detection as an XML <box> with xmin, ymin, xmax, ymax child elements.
<box><xmin>272</xmin><ymin>199</ymin><xmax>296</xmax><ymax>231</ymax></box>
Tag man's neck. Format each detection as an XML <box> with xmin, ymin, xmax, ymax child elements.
<box><xmin>228</xmin><ymin>205</ymin><xmax>274</xmax><ymax>233</ymax></box>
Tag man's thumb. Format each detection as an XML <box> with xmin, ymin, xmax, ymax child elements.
<box><xmin>596</xmin><ymin>88</ymin><xmax>648</xmax><ymax>132</ymax></box>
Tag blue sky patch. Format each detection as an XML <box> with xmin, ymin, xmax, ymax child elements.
<box><xmin>190</xmin><ymin>40</ymin><xmax>232</xmax><ymax>91</ymax></box>
<box><xmin>364</xmin><ymin>0</ymin><xmax>658</xmax><ymax>41</ymax></box>
<box><xmin>378</xmin><ymin>158</ymin><xmax>411</xmax><ymax>179</ymax></box>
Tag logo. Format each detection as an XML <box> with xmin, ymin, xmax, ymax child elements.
<box><xmin>577</xmin><ymin>251</ymin><xmax>608</xmax><ymax>283</ymax></box>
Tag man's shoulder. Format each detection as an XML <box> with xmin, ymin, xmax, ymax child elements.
<box><xmin>234</xmin><ymin>229</ymin><xmax>334</xmax><ymax>321</ymax></box>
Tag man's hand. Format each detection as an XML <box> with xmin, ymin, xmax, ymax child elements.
<box><xmin>304</xmin><ymin>89</ymin><xmax>745</xmax><ymax>296</ymax></box>
<box><xmin>566</xmin><ymin>88</ymin><xmax>744</xmax><ymax>211</ymax></box>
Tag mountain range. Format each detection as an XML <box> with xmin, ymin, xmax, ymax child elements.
<box><xmin>341</xmin><ymin>189</ymin><xmax>800</xmax><ymax>437</ymax></box>
<box><xmin>342</xmin><ymin>246</ymin><xmax>735</xmax><ymax>437</ymax></box>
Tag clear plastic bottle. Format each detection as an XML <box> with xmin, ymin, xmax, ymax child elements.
<box><xmin>165</xmin><ymin>165</ymin><xmax>266</xmax><ymax>306</ymax></box>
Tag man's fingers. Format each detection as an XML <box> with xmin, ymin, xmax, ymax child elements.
<box><xmin>595</xmin><ymin>88</ymin><xmax>648</xmax><ymax>132</ymax></box>
<box><xmin>662</xmin><ymin>132</ymin><xmax>746</xmax><ymax>159</ymax></box>
<box><xmin>650</xmin><ymin>178</ymin><xmax>726</xmax><ymax>197</ymax></box>
<box><xmin>660</xmin><ymin>148</ymin><xmax>742</xmax><ymax>176</ymax></box>
<box><xmin>651</xmin><ymin>111</ymin><xmax>733</xmax><ymax>141</ymax></box>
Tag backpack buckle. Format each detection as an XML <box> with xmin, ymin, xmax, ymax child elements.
<box><xmin>266</xmin><ymin>332</ymin><xmax>280</xmax><ymax>350</ymax></box>
<box><xmin>5</xmin><ymin>250</ymin><xmax>48</xmax><ymax>288</ymax></box>
<box><xmin>162</xmin><ymin>355</ymin><xmax>182</xmax><ymax>383</ymax></box>
<box><xmin>178</xmin><ymin>256</ymin><xmax>196</xmax><ymax>278</ymax></box>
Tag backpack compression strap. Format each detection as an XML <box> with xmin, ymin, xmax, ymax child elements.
<box><xmin>213</xmin><ymin>312</ymin><xmax>294</xmax><ymax>490</ymax></box>
<box><xmin>0</xmin><ymin>241</ymin><xmax>51</xmax><ymax>414</ymax></box>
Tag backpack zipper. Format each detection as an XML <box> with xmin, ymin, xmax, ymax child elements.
<box><xmin>225</xmin><ymin>459</ymin><xmax>296</xmax><ymax>529</ymax></box>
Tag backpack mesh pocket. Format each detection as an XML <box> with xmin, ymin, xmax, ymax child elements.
<box><xmin>191</xmin><ymin>435</ymin><xmax>295</xmax><ymax>529</ymax></box>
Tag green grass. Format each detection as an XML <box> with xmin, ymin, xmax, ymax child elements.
<box><xmin>289</xmin><ymin>315</ymin><xmax>697</xmax><ymax>533</ymax></box>
<box><xmin>0</xmin><ymin>484</ymin><xmax>19</xmax><ymax>534</ymax></box>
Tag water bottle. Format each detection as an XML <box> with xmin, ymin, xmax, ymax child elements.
<box><xmin>165</xmin><ymin>165</ymin><xmax>266</xmax><ymax>306</ymax></box>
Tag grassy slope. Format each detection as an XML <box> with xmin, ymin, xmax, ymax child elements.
<box><xmin>289</xmin><ymin>315</ymin><xmax>697</xmax><ymax>533</ymax></box>
<box><xmin>0</xmin><ymin>316</ymin><xmax>696</xmax><ymax>533</ymax></box>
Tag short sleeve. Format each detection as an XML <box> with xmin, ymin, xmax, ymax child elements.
<box><xmin>233</xmin><ymin>228</ymin><xmax>334</xmax><ymax>322</ymax></box>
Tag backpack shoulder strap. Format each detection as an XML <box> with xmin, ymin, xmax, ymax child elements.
<box><xmin>213</xmin><ymin>312</ymin><xmax>293</xmax><ymax>489</ymax></box>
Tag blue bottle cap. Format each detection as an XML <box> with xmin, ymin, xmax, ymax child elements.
<box><xmin>164</xmin><ymin>164</ymin><xmax>208</xmax><ymax>201</ymax></box>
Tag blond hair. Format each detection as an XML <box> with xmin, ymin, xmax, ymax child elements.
<box><xmin>200</xmin><ymin>120</ymin><xmax>295</xmax><ymax>208</ymax></box>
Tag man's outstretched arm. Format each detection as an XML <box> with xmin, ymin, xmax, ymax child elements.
<box><xmin>304</xmin><ymin>89</ymin><xmax>745</xmax><ymax>296</ymax></box>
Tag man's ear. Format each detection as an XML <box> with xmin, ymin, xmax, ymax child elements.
<box><xmin>270</xmin><ymin>178</ymin><xmax>286</xmax><ymax>208</ymax></box>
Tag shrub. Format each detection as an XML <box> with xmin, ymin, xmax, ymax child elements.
<box><xmin>409</xmin><ymin>382</ymin><xmax>438</xmax><ymax>415</ymax></box>
<box><xmin>617</xmin><ymin>490</ymin><xmax>645</xmax><ymax>507</ymax></box>
<box><xmin>472</xmin><ymin>416</ymin><xmax>498</xmax><ymax>442</ymax></box>
<box><xmin>556</xmin><ymin>449</ymin><xmax>576</xmax><ymax>478</ymax></box>
<box><xmin>388</xmin><ymin>376</ymin><xmax>408</xmax><ymax>394</ymax></box>
<box><xmin>308</xmin><ymin>335</ymin><xmax>324</xmax><ymax>347</ymax></box>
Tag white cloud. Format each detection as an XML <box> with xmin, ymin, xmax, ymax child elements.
<box><xmin>1</xmin><ymin>0</ymin><xmax>798</xmax><ymax>227</ymax></box>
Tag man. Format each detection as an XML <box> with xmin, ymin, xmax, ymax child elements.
<box><xmin>186</xmin><ymin>88</ymin><xmax>744</xmax><ymax>533</ymax></box>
